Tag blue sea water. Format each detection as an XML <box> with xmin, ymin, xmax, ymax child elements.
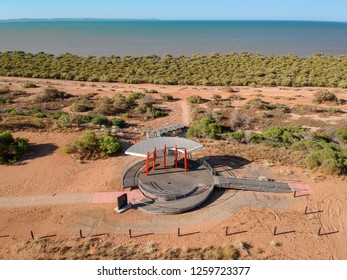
<box><xmin>0</xmin><ymin>20</ymin><xmax>347</xmax><ymax>57</ymax></box>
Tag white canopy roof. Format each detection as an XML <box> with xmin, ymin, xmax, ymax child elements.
<box><xmin>125</xmin><ymin>137</ymin><xmax>203</xmax><ymax>158</ymax></box>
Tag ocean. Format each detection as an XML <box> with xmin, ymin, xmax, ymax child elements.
<box><xmin>0</xmin><ymin>20</ymin><xmax>347</xmax><ymax>57</ymax></box>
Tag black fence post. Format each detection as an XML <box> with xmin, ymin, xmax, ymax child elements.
<box><xmin>318</xmin><ymin>227</ymin><xmax>321</xmax><ymax>236</ymax></box>
<box><xmin>30</xmin><ymin>231</ymin><xmax>35</xmax><ymax>240</ymax></box>
<box><xmin>129</xmin><ymin>229</ymin><xmax>132</xmax><ymax>238</ymax></box>
<box><xmin>273</xmin><ymin>226</ymin><xmax>277</xmax><ymax>236</ymax></box>
<box><xmin>178</xmin><ymin>227</ymin><xmax>180</xmax><ymax>237</ymax></box>
<box><xmin>304</xmin><ymin>206</ymin><xmax>308</xmax><ymax>215</ymax></box>
<box><xmin>225</xmin><ymin>226</ymin><xmax>229</xmax><ymax>236</ymax></box>
<box><xmin>79</xmin><ymin>229</ymin><xmax>83</xmax><ymax>238</ymax></box>
<box><xmin>294</xmin><ymin>191</ymin><xmax>297</xmax><ymax>198</ymax></box>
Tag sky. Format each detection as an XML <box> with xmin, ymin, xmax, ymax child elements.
<box><xmin>0</xmin><ymin>0</ymin><xmax>346</xmax><ymax>22</ymax></box>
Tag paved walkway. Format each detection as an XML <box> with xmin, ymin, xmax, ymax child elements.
<box><xmin>0</xmin><ymin>190</ymin><xmax>145</xmax><ymax>208</ymax></box>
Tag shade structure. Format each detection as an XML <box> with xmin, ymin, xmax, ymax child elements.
<box><xmin>125</xmin><ymin>137</ymin><xmax>203</xmax><ymax>158</ymax></box>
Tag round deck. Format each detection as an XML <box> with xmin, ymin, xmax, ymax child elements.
<box><xmin>138</xmin><ymin>159</ymin><xmax>213</xmax><ymax>201</ymax></box>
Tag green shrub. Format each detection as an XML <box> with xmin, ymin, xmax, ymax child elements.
<box><xmin>275</xmin><ymin>104</ymin><xmax>291</xmax><ymax>113</ymax></box>
<box><xmin>0</xmin><ymin>98</ymin><xmax>12</xmax><ymax>104</ymax></box>
<box><xmin>188</xmin><ymin>115</ymin><xmax>222</xmax><ymax>139</ymax></box>
<box><xmin>262</xmin><ymin>125</ymin><xmax>305</xmax><ymax>145</ymax></box>
<box><xmin>70</xmin><ymin>102</ymin><xmax>93</xmax><ymax>112</ymax></box>
<box><xmin>312</xmin><ymin>90</ymin><xmax>338</xmax><ymax>104</ymax></box>
<box><xmin>227</xmin><ymin>131</ymin><xmax>245</xmax><ymax>142</ymax></box>
<box><xmin>7</xmin><ymin>108</ymin><xmax>25</xmax><ymax>115</ymax></box>
<box><xmin>306</xmin><ymin>147</ymin><xmax>345</xmax><ymax>174</ymax></box>
<box><xmin>249</xmin><ymin>133</ymin><xmax>265</xmax><ymax>143</ymax></box>
<box><xmin>52</xmin><ymin>111</ymin><xmax>68</xmax><ymax>119</ymax></box>
<box><xmin>0</xmin><ymin>86</ymin><xmax>10</xmax><ymax>94</ymax></box>
<box><xmin>91</xmin><ymin>114</ymin><xmax>110</xmax><ymax>126</ymax></box>
<box><xmin>187</xmin><ymin>95</ymin><xmax>203</xmax><ymax>104</ymax></box>
<box><xmin>127</xmin><ymin>92</ymin><xmax>144</xmax><ymax>103</ymax></box>
<box><xmin>34</xmin><ymin>112</ymin><xmax>47</xmax><ymax>118</ymax></box>
<box><xmin>244</xmin><ymin>98</ymin><xmax>276</xmax><ymax>110</ymax></box>
<box><xmin>0</xmin><ymin>131</ymin><xmax>29</xmax><ymax>164</ymax></box>
<box><xmin>63</xmin><ymin>131</ymin><xmax>121</xmax><ymax>159</ymax></box>
<box><xmin>22</xmin><ymin>81</ymin><xmax>38</xmax><ymax>88</ymax></box>
<box><xmin>336</xmin><ymin>129</ymin><xmax>347</xmax><ymax>143</ymax></box>
<box><xmin>291</xmin><ymin>139</ymin><xmax>323</xmax><ymax>152</ymax></box>
<box><xmin>111</xmin><ymin>118</ymin><xmax>126</xmax><ymax>128</ymax></box>
<box><xmin>161</xmin><ymin>94</ymin><xmax>174</xmax><ymax>102</ymax></box>
<box><xmin>35</xmin><ymin>87</ymin><xmax>73</xmax><ymax>102</ymax></box>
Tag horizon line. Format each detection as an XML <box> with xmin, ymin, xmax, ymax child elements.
<box><xmin>0</xmin><ymin>18</ymin><xmax>347</xmax><ymax>23</ymax></box>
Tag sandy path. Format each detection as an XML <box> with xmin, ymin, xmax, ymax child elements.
<box><xmin>307</xmin><ymin>180</ymin><xmax>347</xmax><ymax>259</ymax></box>
<box><xmin>180</xmin><ymin>100</ymin><xmax>192</xmax><ymax>125</ymax></box>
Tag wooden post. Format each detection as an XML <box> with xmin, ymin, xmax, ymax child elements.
<box><xmin>146</xmin><ymin>152</ymin><xmax>150</xmax><ymax>176</ymax></box>
<box><xmin>79</xmin><ymin>229</ymin><xmax>83</xmax><ymax>238</ymax></box>
<box><xmin>294</xmin><ymin>191</ymin><xmax>297</xmax><ymax>198</ymax></box>
<box><xmin>225</xmin><ymin>226</ymin><xmax>229</xmax><ymax>236</ymax></box>
<box><xmin>163</xmin><ymin>144</ymin><xmax>167</xmax><ymax>168</ymax></box>
<box><xmin>273</xmin><ymin>226</ymin><xmax>277</xmax><ymax>236</ymax></box>
<box><xmin>30</xmin><ymin>231</ymin><xmax>35</xmax><ymax>240</ymax></box>
<box><xmin>175</xmin><ymin>145</ymin><xmax>178</xmax><ymax>168</ymax></box>
<box><xmin>318</xmin><ymin>227</ymin><xmax>321</xmax><ymax>236</ymax></box>
<box><xmin>184</xmin><ymin>148</ymin><xmax>188</xmax><ymax>172</ymax></box>
<box><xmin>153</xmin><ymin>147</ymin><xmax>157</xmax><ymax>170</ymax></box>
<box><xmin>178</xmin><ymin>227</ymin><xmax>180</xmax><ymax>237</ymax></box>
<box><xmin>129</xmin><ymin>229</ymin><xmax>132</xmax><ymax>238</ymax></box>
<box><xmin>304</xmin><ymin>206</ymin><xmax>308</xmax><ymax>215</ymax></box>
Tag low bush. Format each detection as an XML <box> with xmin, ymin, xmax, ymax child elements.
<box><xmin>7</xmin><ymin>108</ymin><xmax>25</xmax><ymax>115</ymax></box>
<box><xmin>227</xmin><ymin>131</ymin><xmax>245</xmax><ymax>143</ymax></box>
<box><xmin>306</xmin><ymin>147</ymin><xmax>346</xmax><ymax>174</ymax></box>
<box><xmin>0</xmin><ymin>131</ymin><xmax>29</xmax><ymax>164</ymax></box>
<box><xmin>35</xmin><ymin>87</ymin><xmax>73</xmax><ymax>102</ymax></box>
<box><xmin>70</xmin><ymin>102</ymin><xmax>93</xmax><ymax>112</ymax></box>
<box><xmin>161</xmin><ymin>94</ymin><xmax>173</xmax><ymax>102</ymax></box>
<box><xmin>63</xmin><ymin>131</ymin><xmax>121</xmax><ymax>159</ymax></box>
<box><xmin>113</xmin><ymin>94</ymin><xmax>129</xmax><ymax>111</ymax></box>
<box><xmin>34</xmin><ymin>112</ymin><xmax>47</xmax><ymax>118</ymax></box>
<box><xmin>187</xmin><ymin>95</ymin><xmax>203</xmax><ymax>104</ymax></box>
<box><xmin>111</xmin><ymin>118</ymin><xmax>126</xmax><ymax>128</ymax></box>
<box><xmin>312</xmin><ymin>90</ymin><xmax>338</xmax><ymax>104</ymax></box>
<box><xmin>127</xmin><ymin>92</ymin><xmax>144</xmax><ymax>103</ymax></box>
<box><xmin>144</xmin><ymin>89</ymin><xmax>158</xmax><ymax>94</ymax></box>
<box><xmin>212</xmin><ymin>94</ymin><xmax>222</xmax><ymax>101</ymax></box>
<box><xmin>244</xmin><ymin>98</ymin><xmax>276</xmax><ymax>110</ymax></box>
<box><xmin>22</xmin><ymin>81</ymin><xmax>38</xmax><ymax>88</ymax></box>
<box><xmin>336</xmin><ymin>129</ymin><xmax>347</xmax><ymax>143</ymax></box>
<box><xmin>94</xmin><ymin>97</ymin><xmax>115</xmax><ymax>115</ymax></box>
<box><xmin>91</xmin><ymin>114</ymin><xmax>110</xmax><ymax>126</ymax></box>
<box><xmin>228</xmin><ymin>93</ymin><xmax>244</xmax><ymax>100</ymax></box>
<box><xmin>52</xmin><ymin>111</ymin><xmax>68</xmax><ymax>119</ymax></box>
<box><xmin>0</xmin><ymin>98</ymin><xmax>12</xmax><ymax>104</ymax></box>
<box><xmin>188</xmin><ymin>115</ymin><xmax>222</xmax><ymax>139</ymax></box>
<box><xmin>0</xmin><ymin>86</ymin><xmax>10</xmax><ymax>94</ymax></box>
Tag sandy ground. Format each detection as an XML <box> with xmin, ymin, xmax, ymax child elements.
<box><xmin>0</xmin><ymin>77</ymin><xmax>347</xmax><ymax>259</ymax></box>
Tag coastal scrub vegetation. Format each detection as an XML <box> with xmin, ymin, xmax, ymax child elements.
<box><xmin>0</xmin><ymin>130</ymin><xmax>29</xmax><ymax>164</ymax></box>
<box><xmin>224</xmin><ymin>125</ymin><xmax>347</xmax><ymax>175</ymax></box>
<box><xmin>1</xmin><ymin>51</ymin><xmax>347</xmax><ymax>87</ymax></box>
<box><xmin>62</xmin><ymin>131</ymin><xmax>121</xmax><ymax>159</ymax></box>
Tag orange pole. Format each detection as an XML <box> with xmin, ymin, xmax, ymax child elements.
<box><xmin>184</xmin><ymin>148</ymin><xmax>188</xmax><ymax>172</ymax></box>
<box><xmin>146</xmin><ymin>152</ymin><xmax>150</xmax><ymax>176</ymax></box>
<box><xmin>153</xmin><ymin>146</ymin><xmax>157</xmax><ymax>170</ymax></box>
<box><xmin>175</xmin><ymin>145</ymin><xmax>178</xmax><ymax>168</ymax></box>
<box><xmin>164</xmin><ymin>144</ymin><xmax>167</xmax><ymax>168</ymax></box>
